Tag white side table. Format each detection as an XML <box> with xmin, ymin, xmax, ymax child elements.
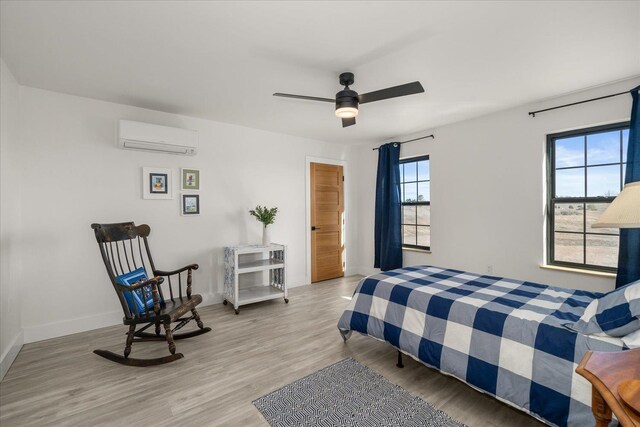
<box><xmin>223</xmin><ymin>244</ymin><xmax>288</xmax><ymax>314</ymax></box>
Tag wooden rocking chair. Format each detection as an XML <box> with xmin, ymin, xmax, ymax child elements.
<box><xmin>91</xmin><ymin>222</ymin><xmax>211</xmax><ymax>366</ymax></box>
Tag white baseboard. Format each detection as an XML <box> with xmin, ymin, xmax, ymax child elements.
<box><xmin>18</xmin><ymin>268</ymin><xmax>320</xmax><ymax>347</ymax></box>
<box><xmin>354</xmin><ymin>265</ymin><xmax>379</xmax><ymax>277</ymax></box>
<box><xmin>23</xmin><ymin>292</ymin><xmax>221</xmax><ymax>344</ymax></box>
<box><xmin>288</xmin><ymin>275</ymin><xmax>309</xmax><ymax>289</ymax></box>
<box><xmin>200</xmin><ymin>291</ymin><xmax>222</xmax><ymax>306</ymax></box>
<box><xmin>0</xmin><ymin>330</ymin><xmax>24</xmax><ymax>381</ymax></box>
<box><xmin>344</xmin><ymin>267</ymin><xmax>359</xmax><ymax>277</ymax></box>
<box><xmin>20</xmin><ymin>284</ymin><xmax>312</xmax><ymax>345</ymax></box>
<box><xmin>23</xmin><ymin>310</ymin><xmax>123</xmax><ymax>344</ymax></box>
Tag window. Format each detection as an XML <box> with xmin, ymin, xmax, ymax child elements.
<box><xmin>400</xmin><ymin>156</ymin><xmax>430</xmax><ymax>250</ymax></box>
<box><xmin>547</xmin><ymin>122</ymin><xmax>629</xmax><ymax>272</ymax></box>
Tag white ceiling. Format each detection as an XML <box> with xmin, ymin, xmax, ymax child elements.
<box><xmin>1</xmin><ymin>1</ymin><xmax>639</xmax><ymax>145</ymax></box>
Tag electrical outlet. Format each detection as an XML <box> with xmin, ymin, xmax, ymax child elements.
<box><xmin>487</xmin><ymin>265</ymin><xmax>494</xmax><ymax>274</ymax></box>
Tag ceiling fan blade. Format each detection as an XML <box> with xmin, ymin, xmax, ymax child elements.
<box><xmin>358</xmin><ymin>81</ymin><xmax>424</xmax><ymax>104</ymax></box>
<box><xmin>342</xmin><ymin>117</ymin><xmax>356</xmax><ymax>127</ymax></box>
<box><xmin>273</xmin><ymin>93</ymin><xmax>334</xmax><ymax>103</ymax></box>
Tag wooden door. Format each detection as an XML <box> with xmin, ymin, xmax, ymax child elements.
<box><xmin>311</xmin><ymin>163</ymin><xmax>344</xmax><ymax>282</ymax></box>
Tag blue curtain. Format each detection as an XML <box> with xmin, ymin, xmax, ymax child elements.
<box><xmin>374</xmin><ymin>143</ymin><xmax>403</xmax><ymax>271</ymax></box>
<box><xmin>616</xmin><ymin>85</ymin><xmax>640</xmax><ymax>288</ymax></box>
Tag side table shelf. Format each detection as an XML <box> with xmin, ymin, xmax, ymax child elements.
<box><xmin>223</xmin><ymin>244</ymin><xmax>288</xmax><ymax>314</ymax></box>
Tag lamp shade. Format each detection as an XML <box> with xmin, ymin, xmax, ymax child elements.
<box><xmin>592</xmin><ymin>182</ymin><xmax>640</xmax><ymax>228</ymax></box>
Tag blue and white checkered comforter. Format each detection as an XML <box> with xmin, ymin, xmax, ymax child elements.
<box><xmin>337</xmin><ymin>266</ymin><xmax>628</xmax><ymax>427</ymax></box>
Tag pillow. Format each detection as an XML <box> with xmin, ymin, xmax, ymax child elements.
<box><xmin>115</xmin><ymin>268</ymin><xmax>160</xmax><ymax>315</ymax></box>
<box><xmin>569</xmin><ymin>281</ymin><xmax>640</xmax><ymax>337</ymax></box>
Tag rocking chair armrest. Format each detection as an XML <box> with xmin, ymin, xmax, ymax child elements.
<box><xmin>114</xmin><ymin>276</ymin><xmax>164</xmax><ymax>292</ymax></box>
<box><xmin>154</xmin><ymin>265</ymin><xmax>198</xmax><ymax>299</ymax></box>
<box><xmin>115</xmin><ymin>277</ymin><xmax>163</xmax><ymax>316</ymax></box>
<box><xmin>154</xmin><ymin>264</ymin><xmax>199</xmax><ymax>276</ymax></box>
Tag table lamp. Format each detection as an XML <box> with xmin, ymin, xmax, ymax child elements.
<box><xmin>592</xmin><ymin>182</ymin><xmax>640</xmax><ymax>229</ymax></box>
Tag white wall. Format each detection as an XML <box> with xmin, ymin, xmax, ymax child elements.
<box><xmin>13</xmin><ymin>85</ymin><xmax>350</xmax><ymax>344</ymax></box>
<box><xmin>0</xmin><ymin>58</ymin><xmax>24</xmax><ymax>379</ymax></box>
<box><xmin>352</xmin><ymin>77</ymin><xmax>640</xmax><ymax>293</ymax></box>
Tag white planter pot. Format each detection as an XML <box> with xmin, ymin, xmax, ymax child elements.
<box><xmin>262</xmin><ymin>226</ymin><xmax>271</xmax><ymax>246</ymax></box>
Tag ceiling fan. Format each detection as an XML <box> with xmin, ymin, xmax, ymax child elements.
<box><xmin>273</xmin><ymin>72</ymin><xmax>425</xmax><ymax>128</ymax></box>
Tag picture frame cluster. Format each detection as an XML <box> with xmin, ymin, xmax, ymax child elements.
<box><xmin>142</xmin><ymin>167</ymin><xmax>200</xmax><ymax>216</ymax></box>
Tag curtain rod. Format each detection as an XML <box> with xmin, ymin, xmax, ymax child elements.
<box><xmin>372</xmin><ymin>134</ymin><xmax>435</xmax><ymax>151</ymax></box>
<box><xmin>528</xmin><ymin>85</ymin><xmax>640</xmax><ymax>117</ymax></box>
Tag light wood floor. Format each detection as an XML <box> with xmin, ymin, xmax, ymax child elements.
<box><xmin>0</xmin><ymin>276</ymin><xmax>545</xmax><ymax>426</ymax></box>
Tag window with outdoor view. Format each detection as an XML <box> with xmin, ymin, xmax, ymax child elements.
<box><xmin>547</xmin><ymin>122</ymin><xmax>629</xmax><ymax>272</ymax></box>
<box><xmin>400</xmin><ymin>156</ymin><xmax>430</xmax><ymax>250</ymax></box>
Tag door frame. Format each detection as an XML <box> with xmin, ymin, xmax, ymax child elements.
<box><xmin>305</xmin><ymin>156</ymin><xmax>349</xmax><ymax>284</ymax></box>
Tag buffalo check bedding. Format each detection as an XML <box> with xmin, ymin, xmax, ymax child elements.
<box><xmin>337</xmin><ymin>265</ymin><xmax>630</xmax><ymax>427</ymax></box>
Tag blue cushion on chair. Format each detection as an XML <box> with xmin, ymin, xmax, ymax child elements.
<box><xmin>569</xmin><ymin>280</ymin><xmax>640</xmax><ymax>337</ymax></box>
<box><xmin>115</xmin><ymin>268</ymin><xmax>160</xmax><ymax>315</ymax></box>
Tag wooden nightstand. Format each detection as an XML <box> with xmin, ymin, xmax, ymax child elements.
<box><xmin>576</xmin><ymin>348</ymin><xmax>640</xmax><ymax>427</ymax></box>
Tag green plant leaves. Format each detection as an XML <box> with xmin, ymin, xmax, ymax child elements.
<box><xmin>249</xmin><ymin>205</ymin><xmax>278</xmax><ymax>226</ymax></box>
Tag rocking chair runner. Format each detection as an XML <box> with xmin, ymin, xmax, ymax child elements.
<box><xmin>91</xmin><ymin>222</ymin><xmax>211</xmax><ymax>366</ymax></box>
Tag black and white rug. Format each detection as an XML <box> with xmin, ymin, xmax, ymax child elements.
<box><xmin>253</xmin><ymin>358</ymin><xmax>468</xmax><ymax>426</ymax></box>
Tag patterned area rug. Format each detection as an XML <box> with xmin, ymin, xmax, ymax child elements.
<box><xmin>253</xmin><ymin>358</ymin><xmax>468</xmax><ymax>426</ymax></box>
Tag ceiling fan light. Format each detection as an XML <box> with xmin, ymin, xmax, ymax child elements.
<box><xmin>335</xmin><ymin>107</ymin><xmax>358</xmax><ymax>118</ymax></box>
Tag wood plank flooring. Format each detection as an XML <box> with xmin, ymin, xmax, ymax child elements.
<box><xmin>0</xmin><ymin>276</ymin><xmax>545</xmax><ymax>426</ymax></box>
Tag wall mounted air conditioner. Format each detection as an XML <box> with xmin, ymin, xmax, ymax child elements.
<box><xmin>118</xmin><ymin>120</ymin><xmax>198</xmax><ymax>155</ymax></box>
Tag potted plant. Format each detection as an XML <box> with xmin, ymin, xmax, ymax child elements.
<box><xmin>249</xmin><ymin>205</ymin><xmax>278</xmax><ymax>245</ymax></box>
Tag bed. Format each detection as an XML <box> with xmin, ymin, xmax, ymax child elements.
<box><xmin>337</xmin><ymin>265</ymin><xmax>632</xmax><ymax>427</ymax></box>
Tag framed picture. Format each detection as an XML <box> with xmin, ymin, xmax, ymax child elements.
<box><xmin>150</xmin><ymin>173</ymin><xmax>168</xmax><ymax>194</ymax></box>
<box><xmin>142</xmin><ymin>167</ymin><xmax>173</xmax><ymax>200</ymax></box>
<box><xmin>181</xmin><ymin>168</ymin><xmax>200</xmax><ymax>191</ymax></box>
<box><xmin>181</xmin><ymin>194</ymin><xmax>200</xmax><ymax>216</ymax></box>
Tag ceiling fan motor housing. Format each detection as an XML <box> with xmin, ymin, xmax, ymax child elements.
<box><xmin>335</xmin><ymin>89</ymin><xmax>359</xmax><ymax>111</ymax></box>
